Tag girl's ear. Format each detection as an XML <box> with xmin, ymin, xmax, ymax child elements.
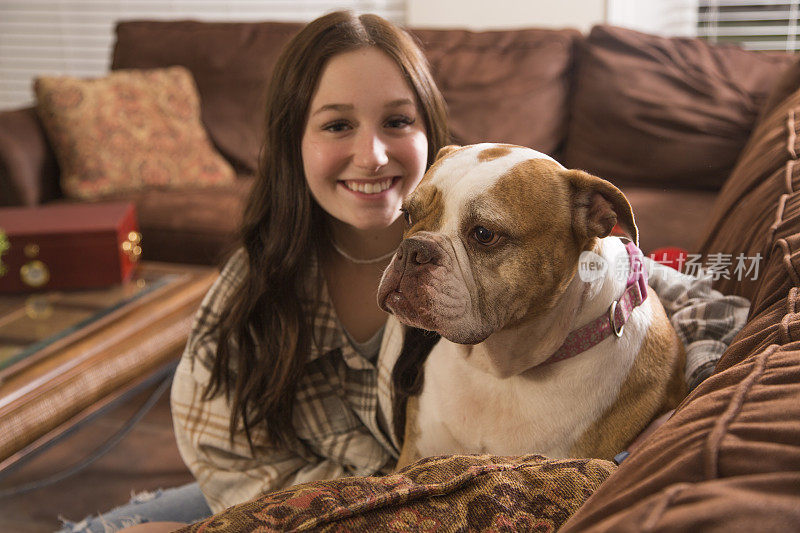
<box><xmin>435</xmin><ymin>145</ymin><xmax>461</xmax><ymax>161</ymax></box>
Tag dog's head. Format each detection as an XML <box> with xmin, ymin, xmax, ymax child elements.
<box><xmin>377</xmin><ymin>143</ymin><xmax>637</xmax><ymax>345</ymax></box>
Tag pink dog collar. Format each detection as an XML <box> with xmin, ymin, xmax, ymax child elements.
<box><xmin>540</xmin><ymin>241</ymin><xmax>648</xmax><ymax>367</ymax></box>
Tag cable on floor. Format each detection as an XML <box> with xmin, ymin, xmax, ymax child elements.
<box><xmin>0</xmin><ymin>373</ymin><xmax>173</xmax><ymax>499</ymax></box>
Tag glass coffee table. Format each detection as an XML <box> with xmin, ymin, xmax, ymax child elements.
<box><xmin>0</xmin><ymin>262</ymin><xmax>217</xmax><ymax>473</ymax></box>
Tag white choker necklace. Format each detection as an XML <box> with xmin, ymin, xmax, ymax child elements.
<box><xmin>331</xmin><ymin>240</ymin><xmax>398</xmax><ymax>264</ymax></box>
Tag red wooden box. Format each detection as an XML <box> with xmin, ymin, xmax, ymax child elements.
<box><xmin>0</xmin><ymin>202</ymin><xmax>140</xmax><ymax>293</ymax></box>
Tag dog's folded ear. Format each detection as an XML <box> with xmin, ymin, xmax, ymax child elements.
<box><xmin>564</xmin><ymin>169</ymin><xmax>638</xmax><ymax>247</ymax></box>
<box><xmin>435</xmin><ymin>145</ymin><xmax>461</xmax><ymax>161</ymax></box>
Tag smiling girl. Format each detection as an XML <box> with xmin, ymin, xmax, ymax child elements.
<box><xmin>170</xmin><ymin>9</ymin><xmax>448</xmax><ymax>515</ymax></box>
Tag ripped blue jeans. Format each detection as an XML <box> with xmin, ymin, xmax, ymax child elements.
<box><xmin>57</xmin><ymin>482</ymin><xmax>212</xmax><ymax>532</ymax></box>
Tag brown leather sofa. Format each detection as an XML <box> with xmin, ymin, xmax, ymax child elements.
<box><xmin>1</xmin><ymin>21</ymin><xmax>794</xmax><ymax>263</ymax></box>
<box><xmin>3</xmin><ymin>20</ymin><xmax>799</xmax><ymax>530</ymax></box>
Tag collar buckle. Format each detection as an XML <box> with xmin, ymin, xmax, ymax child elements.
<box><xmin>609</xmin><ymin>300</ymin><xmax>624</xmax><ymax>337</ymax></box>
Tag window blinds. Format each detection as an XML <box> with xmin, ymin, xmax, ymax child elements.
<box><xmin>699</xmin><ymin>0</ymin><xmax>800</xmax><ymax>50</ymax></box>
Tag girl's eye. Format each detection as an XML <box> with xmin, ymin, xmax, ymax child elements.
<box><xmin>386</xmin><ymin>116</ymin><xmax>415</xmax><ymax>129</ymax></box>
<box><xmin>472</xmin><ymin>226</ymin><xmax>500</xmax><ymax>246</ymax></box>
<box><xmin>323</xmin><ymin>121</ymin><xmax>351</xmax><ymax>133</ymax></box>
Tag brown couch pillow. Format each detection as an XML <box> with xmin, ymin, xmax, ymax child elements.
<box><xmin>560</xmin><ymin>114</ymin><xmax>800</xmax><ymax>533</ymax></box>
<box><xmin>696</xmin><ymin>58</ymin><xmax>800</xmax><ymax>299</ymax></box>
<box><xmin>761</xmin><ymin>53</ymin><xmax>800</xmax><ymax>118</ymax></box>
<box><xmin>412</xmin><ymin>28</ymin><xmax>581</xmax><ymax>156</ymax></box>
<box><xmin>563</xmin><ymin>25</ymin><xmax>794</xmax><ymax>191</ymax></box>
<box><xmin>34</xmin><ymin>67</ymin><xmax>236</xmax><ymax>200</ymax></box>
<box><xmin>112</xmin><ymin>21</ymin><xmax>304</xmax><ymax>175</ymax></box>
<box><xmin>178</xmin><ymin>454</ymin><xmax>615</xmax><ymax>532</ymax></box>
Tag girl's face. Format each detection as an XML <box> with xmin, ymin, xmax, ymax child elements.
<box><xmin>301</xmin><ymin>47</ymin><xmax>429</xmax><ymax>232</ymax></box>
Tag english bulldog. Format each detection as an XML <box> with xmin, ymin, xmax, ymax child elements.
<box><xmin>377</xmin><ymin>143</ymin><xmax>686</xmax><ymax>468</ymax></box>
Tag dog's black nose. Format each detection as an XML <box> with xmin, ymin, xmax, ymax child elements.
<box><xmin>399</xmin><ymin>238</ymin><xmax>434</xmax><ymax>266</ymax></box>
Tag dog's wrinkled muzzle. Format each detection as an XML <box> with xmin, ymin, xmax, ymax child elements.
<box><xmin>378</xmin><ymin>237</ymin><xmax>441</xmax><ymax>316</ymax></box>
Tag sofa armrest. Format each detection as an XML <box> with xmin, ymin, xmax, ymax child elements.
<box><xmin>0</xmin><ymin>107</ymin><xmax>60</xmax><ymax>206</ymax></box>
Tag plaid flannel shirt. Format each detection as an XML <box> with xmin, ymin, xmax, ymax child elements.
<box><xmin>171</xmin><ymin>248</ymin><xmax>750</xmax><ymax>513</ymax></box>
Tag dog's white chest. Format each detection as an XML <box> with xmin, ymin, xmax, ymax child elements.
<box><xmin>414</xmin><ymin>296</ymin><xmax>654</xmax><ymax>459</ymax></box>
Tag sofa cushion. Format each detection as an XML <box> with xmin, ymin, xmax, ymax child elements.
<box><xmin>412</xmin><ymin>28</ymin><xmax>581</xmax><ymax>157</ymax></box>
<box><xmin>559</xmin><ymin>109</ymin><xmax>800</xmax><ymax>533</ymax></box>
<box><xmin>105</xmin><ymin>177</ymin><xmax>252</xmax><ymax>265</ymax></box>
<box><xmin>34</xmin><ymin>66</ymin><xmax>236</xmax><ymax>200</ymax></box>
<box><xmin>696</xmin><ymin>59</ymin><xmax>800</xmax><ymax>299</ymax></box>
<box><xmin>0</xmin><ymin>107</ymin><xmax>60</xmax><ymax>207</ymax></box>
<box><xmin>620</xmin><ymin>186</ymin><xmax>718</xmax><ymax>254</ymax></box>
<box><xmin>761</xmin><ymin>52</ymin><xmax>800</xmax><ymax>118</ymax></box>
<box><xmin>177</xmin><ymin>454</ymin><xmax>615</xmax><ymax>532</ymax></box>
<box><xmin>563</xmin><ymin>25</ymin><xmax>794</xmax><ymax>191</ymax></box>
<box><xmin>112</xmin><ymin>20</ymin><xmax>304</xmax><ymax>175</ymax></box>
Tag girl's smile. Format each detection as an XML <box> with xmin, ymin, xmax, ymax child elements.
<box><xmin>339</xmin><ymin>176</ymin><xmax>401</xmax><ymax>196</ymax></box>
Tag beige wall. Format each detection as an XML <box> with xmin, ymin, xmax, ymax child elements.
<box><xmin>406</xmin><ymin>0</ymin><xmax>607</xmax><ymax>33</ymax></box>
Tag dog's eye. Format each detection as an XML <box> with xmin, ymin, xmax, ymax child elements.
<box><xmin>401</xmin><ymin>208</ymin><xmax>412</xmax><ymax>226</ymax></box>
<box><xmin>473</xmin><ymin>226</ymin><xmax>500</xmax><ymax>246</ymax></box>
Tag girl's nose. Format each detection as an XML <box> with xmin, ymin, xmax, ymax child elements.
<box><xmin>353</xmin><ymin>130</ymin><xmax>389</xmax><ymax>172</ymax></box>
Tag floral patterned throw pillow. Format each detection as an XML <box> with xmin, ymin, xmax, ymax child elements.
<box><xmin>35</xmin><ymin>66</ymin><xmax>236</xmax><ymax>200</ymax></box>
<box><xmin>177</xmin><ymin>454</ymin><xmax>616</xmax><ymax>532</ymax></box>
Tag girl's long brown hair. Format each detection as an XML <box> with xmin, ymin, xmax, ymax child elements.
<box><xmin>204</xmin><ymin>11</ymin><xmax>449</xmax><ymax>449</ymax></box>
